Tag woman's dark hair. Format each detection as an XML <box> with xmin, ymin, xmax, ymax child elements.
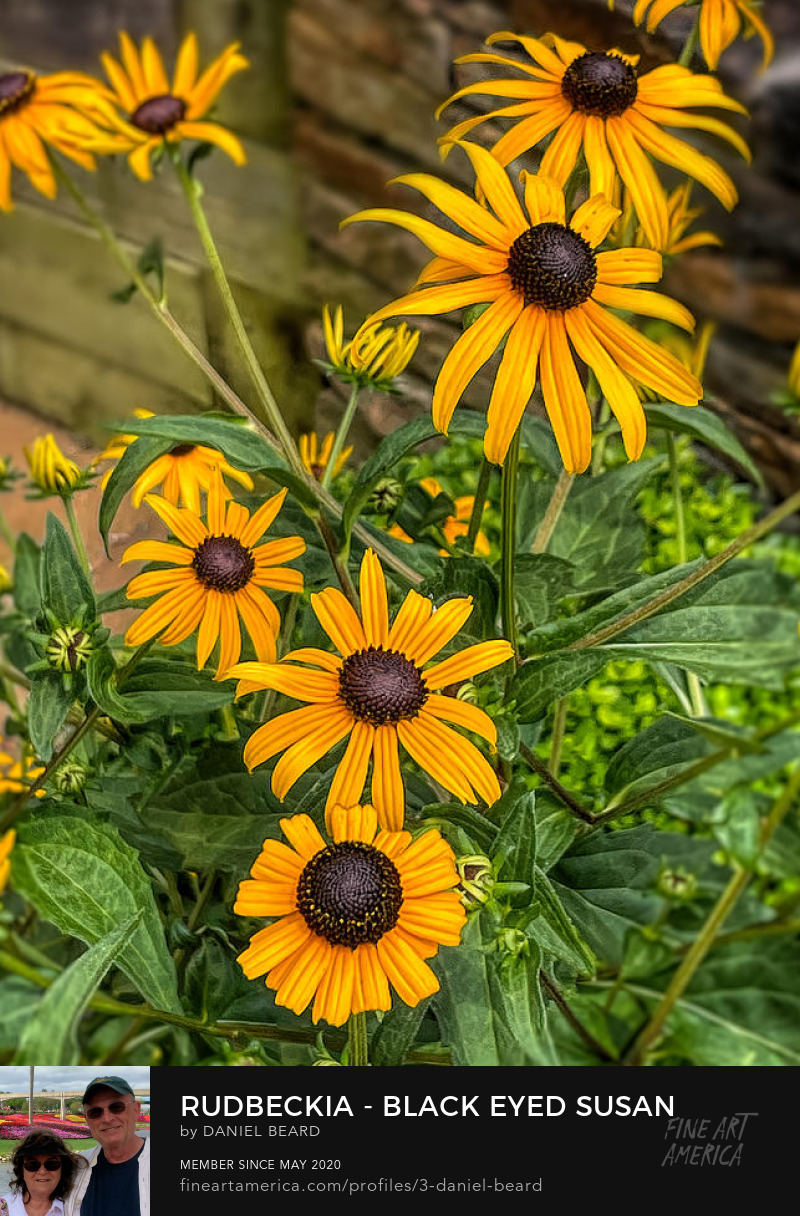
<box><xmin>10</xmin><ymin>1129</ymin><xmax>87</xmax><ymax>1201</ymax></box>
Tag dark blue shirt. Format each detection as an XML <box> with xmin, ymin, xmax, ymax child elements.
<box><xmin>81</xmin><ymin>1141</ymin><xmax>143</xmax><ymax>1216</ymax></box>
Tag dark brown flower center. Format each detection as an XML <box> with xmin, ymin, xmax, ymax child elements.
<box><xmin>130</xmin><ymin>93</ymin><xmax>187</xmax><ymax>134</ymax></box>
<box><xmin>192</xmin><ymin>535</ymin><xmax>254</xmax><ymax>593</ymax></box>
<box><xmin>507</xmin><ymin>222</ymin><xmax>597</xmax><ymax>310</ymax></box>
<box><xmin>296</xmin><ymin>841</ymin><xmax>403</xmax><ymax>946</ymax></box>
<box><xmin>338</xmin><ymin>646</ymin><xmax>427</xmax><ymax>725</ymax></box>
<box><xmin>561</xmin><ymin>51</ymin><xmax>637</xmax><ymax>118</ymax></box>
<box><xmin>0</xmin><ymin>71</ymin><xmax>34</xmax><ymax>117</ymax></box>
<box><xmin>170</xmin><ymin>444</ymin><xmax>195</xmax><ymax>458</ymax></box>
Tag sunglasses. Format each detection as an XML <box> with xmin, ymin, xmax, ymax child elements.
<box><xmin>23</xmin><ymin>1158</ymin><xmax>62</xmax><ymax>1173</ymax></box>
<box><xmin>85</xmin><ymin>1099</ymin><xmax>130</xmax><ymax>1120</ymax></box>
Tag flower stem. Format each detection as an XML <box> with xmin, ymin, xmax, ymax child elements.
<box><xmin>624</xmin><ymin>761</ymin><xmax>800</xmax><ymax>1065</ymax></box>
<box><xmin>0</xmin><ymin>503</ymin><xmax>17</xmax><ymax>556</ymax></box>
<box><xmin>569</xmin><ymin>484</ymin><xmax>800</xmax><ymax>653</ymax></box>
<box><xmin>321</xmin><ymin>385</ymin><xmax>359</xmax><ymax>491</ymax></box>
<box><xmin>466</xmin><ymin>458</ymin><xmax>492</xmax><ymax>553</ymax></box>
<box><xmin>530</xmin><ymin>468</ymin><xmax>573</xmax><ymax>554</ymax></box>
<box><xmin>678</xmin><ymin>13</ymin><xmax>701</xmax><ymax>67</ymax></box>
<box><xmin>667</xmin><ymin>434</ymin><xmax>706</xmax><ymax>716</ymax></box>
<box><xmin>172</xmin><ymin>154</ymin><xmax>307</xmax><ymax>482</ymax></box>
<box><xmin>500</xmin><ymin>428</ymin><xmax>521</xmax><ymax>661</ymax></box>
<box><xmin>347</xmin><ymin>1011</ymin><xmax>369</xmax><ymax>1066</ymax></box>
<box><xmin>548</xmin><ymin>696</ymin><xmax>569</xmax><ymax>778</ymax></box>
<box><xmin>62</xmin><ymin>494</ymin><xmax>90</xmax><ymax>577</ymax></box>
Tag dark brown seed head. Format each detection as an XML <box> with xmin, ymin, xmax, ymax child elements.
<box><xmin>507</xmin><ymin>222</ymin><xmax>597</xmax><ymax>310</ymax></box>
<box><xmin>0</xmin><ymin>71</ymin><xmax>34</xmax><ymax>117</ymax></box>
<box><xmin>296</xmin><ymin>841</ymin><xmax>403</xmax><ymax>946</ymax></box>
<box><xmin>562</xmin><ymin>51</ymin><xmax>638</xmax><ymax>118</ymax></box>
<box><xmin>170</xmin><ymin>444</ymin><xmax>195</xmax><ymax>458</ymax></box>
<box><xmin>338</xmin><ymin>646</ymin><xmax>427</xmax><ymax>725</ymax></box>
<box><xmin>130</xmin><ymin>93</ymin><xmax>187</xmax><ymax>134</ymax></box>
<box><xmin>192</xmin><ymin>535</ymin><xmax>255</xmax><ymax>593</ymax></box>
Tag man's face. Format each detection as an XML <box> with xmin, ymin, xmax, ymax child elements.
<box><xmin>83</xmin><ymin>1087</ymin><xmax>141</xmax><ymax>1151</ymax></box>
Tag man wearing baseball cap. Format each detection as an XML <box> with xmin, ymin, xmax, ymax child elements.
<box><xmin>64</xmin><ymin>1077</ymin><xmax>149</xmax><ymax>1216</ymax></box>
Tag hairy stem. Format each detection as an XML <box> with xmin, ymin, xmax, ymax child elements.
<box><xmin>466</xmin><ymin>458</ymin><xmax>492</xmax><ymax>553</ymax></box>
<box><xmin>500</xmin><ymin>428</ymin><xmax>520</xmax><ymax>662</ymax></box>
<box><xmin>531</xmin><ymin>468</ymin><xmax>573</xmax><ymax>554</ymax></box>
<box><xmin>321</xmin><ymin>385</ymin><xmax>359</xmax><ymax>491</ymax></box>
<box><xmin>347</xmin><ymin>1011</ymin><xmax>369</xmax><ymax>1067</ymax></box>
<box><xmin>667</xmin><ymin>434</ymin><xmax>706</xmax><ymax>716</ymax></box>
<box><xmin>62</xmin><ymin>494</ymin><xmax>91</xmax><ymax>578</ymax></box>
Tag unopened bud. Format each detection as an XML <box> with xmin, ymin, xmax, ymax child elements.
<box><xmin>657</xmin><ymin>867</ymin><xmax>697</xmax><ymax>902</ymax></box>
<box><xmin>46</xmin><ymin>625</ymin><xmax>93</xmax><ymax>674</ymax></box>
<box><xmin>456</xmin><ymin>854</ymin><xmax>494</xmax><ymax>910</ymax></box>
<box><xmin>368</xmin><ymin>476</ymin><xmax>403</xmax><ymax>515</ymax></box>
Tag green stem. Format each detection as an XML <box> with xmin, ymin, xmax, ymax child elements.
<box><xmin>569</xmin><ymin>484</ymin><xmax>800</xmax><ymax>653</ymax></box>
<box><xmin>518</xmin><ymin>742</ymin><xmax>595</xmax><ymax>823</ymax></box>
<box><xmin>0</xmin><ymin>503</ymin><xmax>17</xmax><ymax>555</ymax></box>
<box><xmin>62</xmin><ymin>494</ymin><xmax>90</xmax><ymax>577</ymax></box>
<box><xmin>500</xmin><ymin>428</ymin><xmax>521</xmax><ymax>661</ymax></box>
<box><xmin>531</xmin><ymin>468</ymin><xmax>574</xmax><ymax>554</ymax></box>
<box><xmin>187</xmin><ymin>871</ymin><xmax>217</xmax><ymax>934</ymax></box>
<box><xmin>667</xmin><ymin>434</ymin><xmax>705</xmax><ymax>716</ymax></box>
<box><xmin>347</xmin><ymin>1011</ymin><xmax>369</xmax><ymax>1066</ymax></box>
<box><xmin>321</xmin><ymin>385</ymin><xmax>359</xmax><ymax>491</ymax></box>
<box><xmin>50</xmin><ymin>157</ymin><xmax>422</xmax><ymax>588</ymax></box>
<box><xmin>317</xmin><ymin>515</ymin><xmax>359</xmax><ymax>609</ymax></box>
<box><xmin>678</xmin><ymin>13</ymin><xmax>701</xmax><ymax>67</ymax></box>
<box><xmin>624</xmin><ymin>762</ymin><xmax>800</xmax><ymax>1065</ymax></box>
<box><xmin>172</xmin><ymin>154</ymin><xmax>307</xmax><ymax>482</ymax></box>
<box><xmin>548</xmin><ymin>697</ymin><xmax>569</xmax><ymax>778</ymax></box>
<box><xmin>466</xmin><ymin>458</ymin><xmax>492</xmax><ymax>553</ymax></box>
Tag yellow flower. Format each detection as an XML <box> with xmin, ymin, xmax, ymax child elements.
<box><xmin>94</xmin><ymin>409</ymin><xmax>254</xmax><ymax>512</ymax></box>
<box><xmin>24</xmin><ymin>435</ymin><xmax>83</xmax><ymax>495</ymax></box>
<box><xmin>235</xmin><ymin>804</ymin><xmax>466</xmax><ymax>1026</ymax></box>
<box><xmin>389</xmin><ymin>477</ymin><xmax>491</xmax><ymax>556</ymax></box>
<box><xmin>322</xmin><ymin>304</ymin><xmax>419</xmax><ymax>389</ymax></box>
<box><xmin>0</xmin><ymin>746</ymin><xmax>45</xmax><ymax>798</ymax></box>
<box><xmin>344</xmin><ymin>147</ymin><xmax>701</xmax><ymax>472</ymax></box>
<box><xmin>437</xmin><ymin>31</ymin><xmax>749</xmax><ymax>248</ymax></box>
<box><xmin>121</xmin><ymin>468</ymin><xmax>305</xmax><ymax>678</ymax></box>
<box><xmin>634</xmin><ymin>0</ymin><xmax>773</xmax><ymax>71</ymax></box>
<box><xmin>86</xmin><ymin>33</ymin><xmax>248</xmax><ymax>180</ymax></box>
<box><xmin>617</xmin><ymin>181</ymin><xmax>723</xmax><ymax>257</ymax></box>
<box><xmin>0</xmin><ymin>66</ymin><xmax>108</xmax><ymax>211</ymax></box>
<box><xmin>639</xmin><ymin>320</ymin><xmax>715</xmax><ymax>401</ymax></box>
<box><xmin>788</xmin><ymin>340</ymin><xmax>800</xmax><ymax>400</ymax></box>
<box><xmin>299</xmin><ymin>432</ymin><xmax>352</xmax><ymax>481</ymax></box>
<box><xmin>0</xmin><ymin>829</ymin><xmax>15</xmax><ymax>894</ymax></box>
<box><xmin>227</xmin><ymin>548</ymin><xmax>513</xmax><ymax>830</ymax></box>
<box><xmin>0</xmin><ymin>565</ymin><xmax>11</xmax><ymax>595</ymax></box>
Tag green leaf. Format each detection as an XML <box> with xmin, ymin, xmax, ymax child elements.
<box><xmin>432</xmin><ymin>914</ymin><xmax>501</xmax><ymax>1065</ymax></box>
<box><xmin>712</xmin><ymin>788</ymin><xmax>765</xmax><ymax>868</ymax></box>
<box><xmin>343</xmin><ymin>415</ymin><xmax>439</xmax><ymax>538</ymax></box>
<box><xmin>13</xmin><ymin>813</ymin><xmax>181</xmax><ymax>1013</ymax></box>
<box><xmin>184</xmin><ymin>935</ymin><xmax>253</xmax><ymax>1025</ymax></box>
<box><xmin>494</xmin><ymin>785</ymin><xmax>536</xmax><ymax>891</ymax></box>
<box><xmin>13</xmin><ymin>534</ymin><xmax>41</xmax><ymax>617</ymax></box>
<box><xmin>529</xmin><ymin>867</ymin><xmax>596</xmax><ymax>976</ymax></box>
<box><xmin>107</xmin><ymin>412</ymin><xmax>279</xmax><ymax>471</ymax></box>
<box><xmin>14</xmin><ymin>913</ymin><xmax>142</xmax><ymax>1065</ymax></box>
<box><xmin>370</xmin><ymin>1000</ymin><xmax>430</xmax><ymax>1066</ymax></box>
<box><xmin>514</xmin><ymin>553</ymin><xmax>576</xmax><ymax>628</ymax></box>
<box><xmin>27</xmin><ymin>672</ymin><xmax>73</xmax><ymax>761</ymax></box>
<box><xmin>516</xmin><ymin>459</ymin><xmax>660</xmax><ymax>591</ymax></box>
<box><xmin>98</xmin><ymin>434</ymin><xmax>172</xmax><ymax>554</ymax></box>
<box><xmin>141</xmin><ymin>751</ymin><xmax>286</xmax><ymax>872</ymax></box>
<box><xmin>86</xmin><ymin>650</ymin><xmax>231</xmax><ymax>724</ymax></box>
<box><xmin>0</xmin><ymin>979</ymin><xmax>44</xmax><ymax>1052</ymax></box>
<box><xmin>633</xmin><ymin>938</ymin><xmax>800</xmax><ymax>1065</ymax></box>
<box><xmin>513</xmin><ymin>651</ymin><xmax>606</xmax><ymax>723</ymax></box>
<box><xmin>490</xmin><ymin>940</ymin><xmax>546</xmax><ymax>1059</ymax></box>
<box><xmin>534</xmin><ymin>792</ymin><xmax>579</xmax><ymax>872</ymax></box>
<box><xmin>40</xmin><ymin>514</ymin><xmax>94</xmax><ymax>622</ymax></box>
<box><xmin>644</xmin><ymin>401</ymin><xmax>764</xmax><ymax>488</ymax></box>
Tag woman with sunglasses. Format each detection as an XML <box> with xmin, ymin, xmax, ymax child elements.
<box><xmin>0</xmin><ymin>1130</ymin><xmax>87</xmax><ymax>1216</ymax></box>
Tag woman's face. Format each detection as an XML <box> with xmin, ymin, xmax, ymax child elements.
<box><xmin>22</xmin><ymin>1153</ymin><xmax>62</xmax><ymax>1199</ymax></box>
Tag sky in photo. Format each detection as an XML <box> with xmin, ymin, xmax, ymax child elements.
<box><xmin>0</xmin><ymin>1067</ymin><xmax>149</xmax><ymax>1093</ymax></box>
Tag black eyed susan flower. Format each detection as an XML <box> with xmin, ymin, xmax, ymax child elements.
<box><xmin>86</xmin><ymin>33</ymin><xmax>248</xmax><ymax>180</ymax></box>
<box><xmin>633</xmin><ymin>181</ymin><xmax>723</xmax><ymax>258</ymax></box>
<box><xmin>322</xmin><ymin>304</ymin><xmax>420</xmax><ymax>390</ymax></box>
<box><xmin>343</xmin><ymin>147</ymin><xmax>702</xmax><ymax>472</ymax></box>
<box><xmin>299</xmin><ymin>431</ymin><xmax>353</xmax><ymax>482</ymax></box>
<box><xmin>0</xmin><ymin>744</ymin><xmax>45</xmax><ymax>798</ymax></box>
<box><xmin>389</xmin><ymin>476</ymin><xmax>491</xmax><ymax>556</ymax></box>
<box><xmin>94</xmin><ymin>409</ymin><xmax>254</xmax><ymax>511</ymax></box>
<box><xmin>634</xmin><ymin>0</ymin><xmax>773</xmax><ymax>72</ymax></box>
<box><xmin>0</xmin><ymin>828</ymin><xmax>14</xmax><ymax>894</ymax></box>
<box><xmin>0</xmin><ymin>66</ymin><xmax>108</xmax><ymax>210</ymax></box>
<box><xmin>235</xmin><ymin>804</ymin><xmax>466</xmax><ymax>1025</ymax></box>
<box><xmin>121</xmin><ymin>468</ymin><xmax>304</xmax><ymax>677</ymax></box>
<box><xmin>24</xmin><ymin>435</ymin><xmax>86</xmax><ymax>496</ymax></box>
<box><xmin>227</xmin><ymin>548</ymin><xmax>513</xmax><ymax>830</ymax></box>
<box><xmin>437</xmin><ymin>31</ymin><xmax>749</xmax><ymax>248</ymax></box>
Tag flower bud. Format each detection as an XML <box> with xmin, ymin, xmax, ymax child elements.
<box><xmin>0</xmin><ymin>565</ymin><xmax>11</xmax><ymax>595</ymax></box>
<box><xmin>656</xmin><ymin>866</ymin><xmax>697</xmax><ymax>902</ymax></box>
<box><xmin>46</xmin><ymin>625</ymin><xmax>93</xmax><ymax>674</ymax></box>
<box><xmin>456</xmin><ymin>854</ymin><xmax>494</xmax><ymax>910</ymax></box>
<box><xmin>24</xmin><ymin>435</ymin><xmax>83</xmax><ymax>495</ymax></box>
<box><xmin>52</xmin><ymin>760</ymin><xmax>88</xmax><ymax>795</ymax></box>
<box><xmin>368</xmin><ymin>476</ymin><xmax>403</xmax><ymax>515</ymax></box>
